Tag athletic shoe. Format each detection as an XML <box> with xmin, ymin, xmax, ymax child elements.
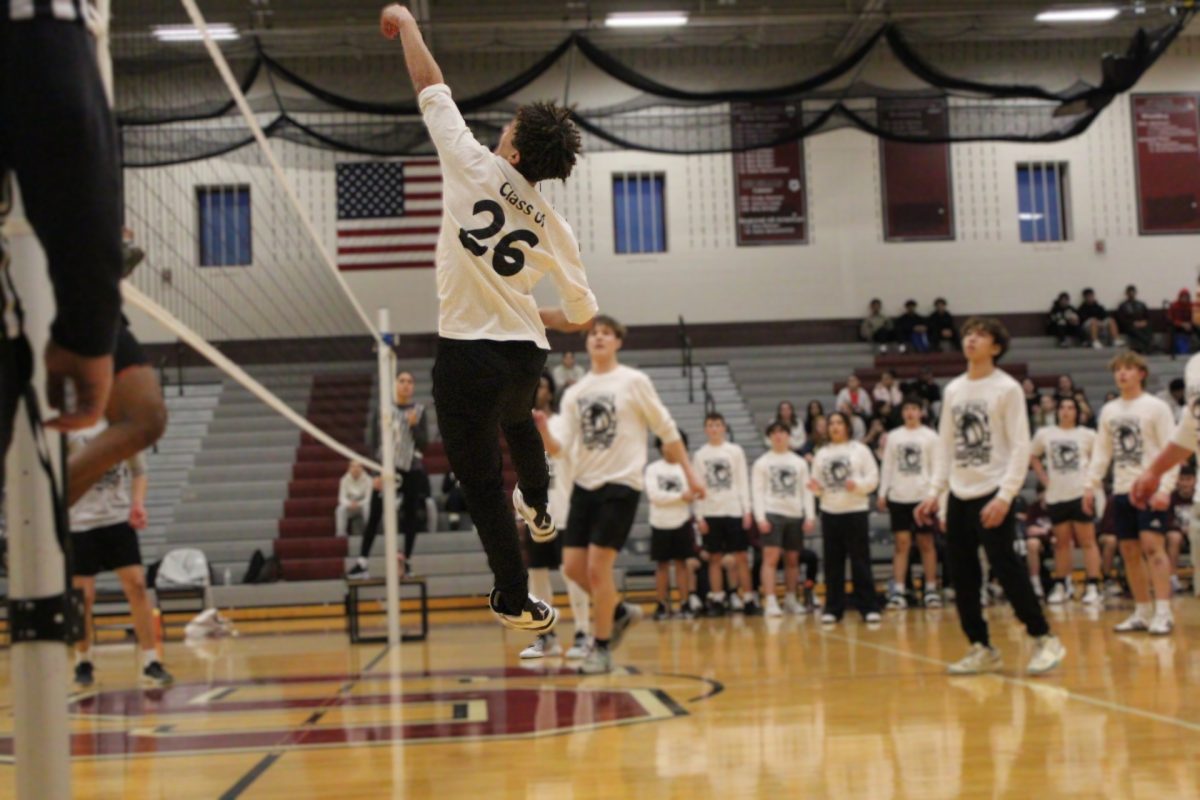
<box><xmin>947</xmin><ymin>644</ymin><xmax>1002</xmax><ymax>675</ymax></box>
<box><xmin>652</xmin><ymin>602</ymin><xmax>671</xmax><ymax>621</ymax></box>
<box><xmin>819</xmin><ymin>613</ymin><xmax>838</xmax><ymax>625</ymax></box>
<box><xmin>565</xmin><ymin>632</ymin><xmax>591</xmax><ymax>659</ymax></box>
<box><xmin>1115</xmin><ymin>337</ymin><xmax>1127</xmax><ymax>347</ymax></box>
<box><xmin>74</xmin><ymin>661</ymin><xmax>95</xmax><ymax>688</ymax></box>
<box><xmin>520</xmin><ymin>633</ymin><xmax>562</xmax><ymax>659</ymax></box>
<box><xmin>609</xmin><ymin>602</ymin><xmax>643</xmax><ymax>651</ymax></box>
<box><xmin>346</xmin><ymin>559</ymin><xmax>369</xmax><ymax>580</ymax></box>
<box><xmin>577</xmin><ymin>646</ymin><xmax>613</xmax><ymax>675</ymax></box>
<box><xmin>782</xmin><ymin>596</ymin><xmax>804</xmax><ymax>615</ymax></box>
<box><xmin>677</xmin><ymin>606</ymin><xmax>697</xmax><ymax>620</ymax></box>
<box><xmin>1047</xmin><ymin>582</ymin><xmax>1068</xmax><ymax>605</ymax></box>
<box><xmin>513</xmin><ymin>488</ymin><xmax>556</xmax><ymax>543</ymax></box>
<box><xmin>1104</xmin><ymin>579</ymin><xmax>1123</xmax><ymax>598</ymax></box>
<box><xmin>943</xmin><ymin>586</ymin><xmax>956</xmax><ymax>603</ymax></box>
<box><xmin>1081</xmin><ymin>583</ymin><xmax>1102</xmax><ymax>606</ymax></box>
<box><xmin>1113</xmin><ymin>612</ymin><xmax>1150</xmax><ymax>633</ymax></box>
<box><xmin>886</xmin><ymin>593</ymin><xmax>907</xmax><ymax>610</ymax></box>
<box><xmin>1026</xmin><ymin>635</ymin><xmax>1066</xmax><ymax>676</ymax></box>
<box><xmin>141</xmin><ymin>662</ymin><xmax>174</xmax><ymax>688</ymax></box>
<box><xmin>924</xmin><ymin>591</ymin><xmax>943</xmax><ymax>609</ymax></box>
<box><xmin>742</xmin><ymin>597</ymin><xmax>763</xmax><ymax>617</ymax></box>
<box><xmin>1092</xmin><ymin>340</ymin><xmax>1103</xmax><ymax>350</ymax></box>
<box><xmin>728</xmin><ymin>593</ymin><xmax>745</xmax><ymax>613</ymax></box>
<box><xmin>864</xmin><ymin>611</ymin><xmax>882</xmax><ymax>624</ymax></box>
<box><xmin>706</xmin><ymin>600</ymin><xmax>727</xmax><ymax>618</ymax></box>
<box><xmin>1149</xmin><ymin>613</ymin><xmax>1174</xmax><ymax>636</ymax></box>
<box><xmin>803</xmin><ymin>587</ymin><xmax>818</xmax><ymax>613</ymax></box>
<box><xmin>687</xmin><ymin>593</ymin><xmax>704</xmax><ymax>614</ymax></box>
<box><xmin>764</xmin><ymin>596</ymin><xmax>783</xmax><ymax>617</ymax></box>
<box><xmin>1170</xmin><ymin>575</ymin><xmax>1182</xmax><ymax>594</ymax></box>
<box><xmin>489</xmin><ymin>589</ymin><xmax>557</xmax><ymax>633</ymax></box>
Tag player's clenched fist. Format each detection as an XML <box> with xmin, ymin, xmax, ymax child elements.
<box><xmin>380</xmin><ymin>4</ymin><xmax>415</xmax><ymax>38</ymax></box>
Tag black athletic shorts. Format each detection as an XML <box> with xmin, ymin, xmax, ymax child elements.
<box><xmin>650</xmin><ymin>523</ymin><xmax>693</xmax><ymax>562</ymax></box>
<box><xmin>1047</xmin><ymin>498</ymin><xmax>1092</xmax><ymax>526</ymax></box>
<box><xmin>1113</xmin><ymin>493</ymin><xmax>1169</xmax><ymax>541</ymax></box>
<box><xmin>702</xmin><ymin>516</ymin><xmax>748</xmax><ymax>554</ymax></box>
<box><xmin>887</xmin><ymin>500</ymin><xmax>932</xmax><ymax>534</ymax></box>
<box><xmin>564</xmin><ymin>484</ymin><xmax>641</xmax><ymax>551</ymax></box>
<box><xmin>761</xmin><ymin>513</ymin><xmax>806</xmax><ymax>551</ymax></box>
<box><xmin>114</xmin><ymin>318</ymin><xmax>149</xmax><ymax>376</ymax></box>
<box><xmin>72</xmin><ymin>522</ymin><xmax>142</xmax><ymax>577</ymax></box>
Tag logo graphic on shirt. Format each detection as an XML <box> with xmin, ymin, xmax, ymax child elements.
<box><xmin>577</xmin><ymin>394</ymin><xmax>617</xmax><ymax>450</ymax></box>
<box><xmin>952</xmin><ymin>401</ymin><xmax>992</xmax><ymax>467</ymax></box>
<box><xmin>769</xmin><ymin>466</ymin><xmax>797</xmax><ymax>497</ymax></box>
<box><xmin>704</xmin><ymin>458</ymin><xmax>733</xmax><ymax>491</ymax></box>
<box><xmin>1112</xmin><ymin>416</ymin><xmax>1143</xmax><ymax>468</ymax></box>
<box><xmin>657</xmin><ymin>475</ymin><xmax>683</xmax><ymax>494</ymax></box>
<box><xmin>821</xmin><ymin>458</ymin><xmax>851</xmax><ymax>489</ymax></box>
<box><xmin>897</xmin><ymin>443</ymin><xmax>923</xmax><ymax>475</ymax></box>
<box><xmin>1050</xmin><ymin>440</ymin><xmax>1081</xmax><ymax>473</ymax></box>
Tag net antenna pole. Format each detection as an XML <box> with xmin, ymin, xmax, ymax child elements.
<box><xmin>377</xmin><ymin>309</ymin><xmax>402</xmax><ymax>646</ymax></box>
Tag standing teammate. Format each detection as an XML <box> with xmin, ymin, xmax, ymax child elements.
<box><xmin>382</xmin><ymin>5</ymin><xmax>598</xmax><ymax>630</ymax></box>
<box><xmin>646</xmin><ymin>432</ymin><xmax>696</xmax><ymax>620</ymax></box>
<box><xmin>1030</xmin><ymin>396</ymin><xmax>1103</xmax><ymax>605</ymax></box>
<box><xmin>68</xmin><ymin>423</ymin><xmax>173</xmax><ymax>687</ymax></box>
<box><xmin>877</xmin><ymin>397</ymin><xmax>941</xmax><ymax>609</ymax></box>
<box><xmin>536</xmin><ymin>316</ymin><xmax>703</xmax><ymax>674</ymax></box>
<box><xmin>1087</xmin><ymin>352</ymin><xmax>1179</xmax><ymax>635</ymax></box>
<box><xmin>693</xmin><ymin>413</ymin><xmax>756</xmax><ymax>615</ymax></box>
<box><xmin>915</xmin><ymin>318</ymin><xmax>1064</xmax><ymax>675</ymax></box>
<box><xmin>752</xmin><ymin>421</ymin><xmax>816</xmax><ymax>617</ymax></box>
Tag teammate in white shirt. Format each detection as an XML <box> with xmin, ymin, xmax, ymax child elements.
<box><xmin>1029</xmin><ymin>396</ymin><xmax>1103</xmax><ymax>605</ymax></box>
<box><xmin>915</xmin><ymin>318</ymin><xmax>1064</xmax><ymax>676</ymax></box>
<box><xmin>693</xmin><ymin>413</ymin><xmax>756</xmax><ymax>615</ymax></box>
<box><xmin>877</xmin><ymin>397</ymin><xmax>942</xmax><ymax>610</ymax></box>
<box><xmin>537</xmin><ymin>316</ymin><xmax>703</xmax><ymax>674</ymax></box>
<box><xmin>1091</xmin><ymin>352</ymin><xmax>1180</xmax><ymax>635</ymax></box>
<box><xmin>646</xmin><ymin>432</ymin><xmax>698</xmax><ymax>620</ymax></box>
<box><xmin>68</xmin><ymin>422</ymin><xmax>173</xmax><ymax>688</ymax></box>
<box><xmin>382</xmin><ymin>5</ymin><xmax>598</xmax><ymax>632</ymax></box>
<box><xmin>753</xmin><ymin>422</ymin><xmax>816</xmax><ymax>617</ymax></box>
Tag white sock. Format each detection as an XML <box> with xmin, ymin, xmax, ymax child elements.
<box><xmin>564</xmin><ymin>576</ymin><xmax>591</xmax><ymax>637</ymax></box>
<box><xmin>1136</xmin><ymin>602</ymin><xmax>1153</xmax><ymax>619</ymax></box>
<box><xmin>142</xmin><ymin>649</ymin><xmax>158</xmax><ymax>669</ymax></box>
<box><xmin>1154</xmin><ymin>599</ymin><xmax>1171</xmax><ymax>617</ymax></box>
<box><xmin>76</xmin><ymin>649</ymin><xmax>93</xmax><ymax>666</ymax></box>
<box><xmin>528</xmin><ymin>568</ymin><xmax>553</xmax><ymax>604</ymax></box>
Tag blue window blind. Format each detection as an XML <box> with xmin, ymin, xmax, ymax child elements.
<box><xmin>613</xmin><ymin>173</ymin><xmax>666</xmax><ymax>254</ymax></box>
<box><xmin>1016</xmin><ymin>162</ymin><xmax>1069</xmax><ymax>243</ymax></box>
<box><xmin>197</xmin><ymin>185</ymin><xmax>252</xmax><ymax>266</ymax></box>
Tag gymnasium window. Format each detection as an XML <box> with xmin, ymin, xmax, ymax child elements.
<box><xmin>197</xmin><ymin>185</ymin><xmax>252</xmax><ymax>266</ymax></box>
<box><xmin>1016</xmin><ymin>162</ymin><xmax>1070</xmax><ymax>243</ymax></box>
<box><xmin>613</xmin><ymin>172</ymin><xmax>667</xmax><ymax>254</ymax></box>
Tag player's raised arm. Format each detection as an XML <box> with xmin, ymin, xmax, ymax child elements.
<box><xmin>380</xmin><ymin>4</ymin><xmax>444</xmax><ymax>94</ymax></box>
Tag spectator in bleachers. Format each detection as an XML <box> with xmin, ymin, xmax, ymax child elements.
<box><xmin>862</xmin><ymin>403</ymin><xmax>891</xmax><ymax>459</ymax></box>
<box><xmin>1075</xmin><ymin>392</ymin><xmax>1097</xmax><ymax>430</ymax></box>
<box><xmin>872</xmin><ymin>370</ymin><xmax>903</xmax><ymax>408</ymax></box>
<box><xmin>894</xmin><ymin>300</ymin><xmax>930</xmax><ymax>353</ymax></box>
<box><xmin>336</xmin><ymin>461</ymin><xmax>372</xmax><ymax>537</ymax></box>
<box><xmin>1054</xmin><ymin>374</ymin><xmax>1077</xmax><ymax>402</ymax></box>
<box><xmin>860</xmin><ymin>298</ymin><xmax>895</xmax><ymax>353</ymax></box>
<box><xmin>1033</xmin><ymin>394</ymin><xmax>1058</xmax><ymax>430</ymax></box>
<box><xmin>799</xmin><ymin>415</ymin><xmax>829</xmax><ymax>465</ymax></box>
<box><xmin>1078</xmin><ymin>287</ymin><xmax>1122</xmax><ymax>349</ymax></box>
<box><xmin>804</xmin><ymin>400</ymin><xmax>825</xmax><ymax>436</ymax></box>
<box><xmin>1048</xmin><ymin>292</ymin><xmax>1082</xmax><ymax>348</ymax></box>
<box><xmin>1117</xmin><ymin>284</ymin><xmax>1154</xmax><ymax>353</ymax></box>
<box><xmin>442</xmin><ymin>471</ymin><xmax>467</xmax><ymax>530</ymax></box>
<box><xmin>1157</xmin><ymin>377</ymin><xmax>1186</xmax><ymax>423</ymax></box>
<box><xmin>901</xmin><ymin>367</ymin><xmax>941</xmax><ymax>415</ymax></box>
<box><xmin>1022</xmin><ymin>378</ymin><xmax>1042</xmax><ymax>421</ymax></box>
<box><xmin>551</xmin><ymin>351</ymin><xmax>585</xmax><ymax>395</ymax></box>
<box><xmin>835</xmin><ymin>375</ymin><xmax>873</xmax><ymax>418</ymax></box>
<box><xmin>771</xmin><ymin>401</ymin><xmax>806</xmax><ymax>451</ymax></box>
<box><xmin>928</xmin><ymin>298</ymin><xmax>959</xmax><ymax>352</ymax></box>
<box><xmin>1168</xmin><ymin>289</ymin><xmax>1197</xmax><ymax>355</ymax></box>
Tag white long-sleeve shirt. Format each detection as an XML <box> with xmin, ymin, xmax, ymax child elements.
<box><xmin>69</xmin><ymin>422</ymin><xmax>147</xmax><ymax>533</ymax></box>
<box><xmin>811</xmin><ymin>441</ymin><xmax>879</xmax><ymax>515</ymax></box>
<box><xmin>835</xmin><ymin>386</ymin><xmax>873</xmax><ymax>416</ymax></box>
<box><xmin>752</xmin><ymin>450</ymin><xmax>816</xmax><ymax>523</ymax></box>
<box><xmin>693</xmin><ymin>441</ymin><xmax>751</xmax><ymax>518</ymax></box>
<box><xmin>878</xmin><ymin>424</ymin><xmax>940</xmax><ymax>504</ymax></box>
<box><xmin>556</xmin><ymin>365</ymin><xmax>679</xmax><ymax>492</ymax></box>
<box><xmin>1170</xmin><ymin>353</ymin><xmax>1200</xmax><ymax>455</ymax></box>
<box><xmin>419</xmin><ymin>84</ymin><xmax>599</xmax><ymax>349</ymax></box>
<box><xmin>546</xmin><ymin>413</ymin><xmax>574</xmax><ymax>524</ymax></box>
<box><xmin>338</xmin><ymin>472</ymin><xmax>373</xmax><ymax>507</ymax></box>
<box><xmin>1089</xmin><ymin>392</ymin><xmax>1179</xmax><ymax>496</ymax></box>
<box><xmin>1031</xmin><ymin>425</ymin><xmax>1095</xmax><ymax>504</ymax></box>
<box><xmin>645</xmin><ymin>459</ymin><xmax>693</xmax><ymax>529</ymax></box>
<box><xmin>929</xmin><ymin>369</ymin><xmax>1030</xmax><ymax>503</ymax></box>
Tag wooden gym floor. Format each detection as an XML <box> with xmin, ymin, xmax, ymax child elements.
<box><xmin>0</xmin><ymin>599</ymin><xmax>1198</xmax><ymax>799</ymax></box>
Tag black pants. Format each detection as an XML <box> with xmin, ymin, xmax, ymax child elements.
<box><xmin>801</xmin><ymin>548</ymin><xmax>819</xmax><ymax>584</ymax></box>
<box><xmin>821</xmin><ymin>511</ymin><xmax>878</xmax><ymax>619</ymax></box>
<box><xmin>360</xmin><ymin>467</ymin><xmax>430</xmax><ymax>560</ymax></box>
<box><xmin>432</xmin><ymin>337</ymin><xmax>549</xmax><ymax>612</ymax></box>
<box><xmin>946</xmin><ymin>492</ymin><xmax>1050</xmax><ymax>646</ymax></box>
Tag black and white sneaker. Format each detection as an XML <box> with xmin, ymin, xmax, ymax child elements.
<box><xmin>74</xmin><ymin>661</ymin><xmax>95</xmax><ymax>688</ymax></box>
<box><xmin>346</xmin><ymin>559</ymin><xmax>369</xmax><ymax>580</ymax></box>
<box><xmin>609</xmin><ymin>602</ymin><xmax>644</xmax><ymax>651</ymax></box>
<box><xmin>141</xmin><ymin>661</ymin><xmax>174</xmax><ymax>688</ymax></box>
<box><xmin>513</xmin><ymin>488</ymin><xmax>556</xmax><ymax>543</ymax></box>
<box><xmin>652</xmin><ymin>602</ymin><xmax>671</xmax><ymax>621</ymax></box>
<box><xmin>489</xmin><ymin>589</ymin><xmax>558</xmax><ymax>633</ymax></box>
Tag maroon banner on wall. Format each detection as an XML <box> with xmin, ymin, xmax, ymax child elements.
<box><xmin>1132</xmin><ymin>94</ymin><xmax>1200</xmax><ymax>235</ymax></box>
<box><xmin>730</xmin><ymin>102</ymin><xmax>807</xmax><ymax>246</ymax></box>
<box><xmin>878</xmin><ymin>97</ymin><xmax>954</xmax><ymax>241</ymax></box>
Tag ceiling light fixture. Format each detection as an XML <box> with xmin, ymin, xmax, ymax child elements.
<box><xmin>152</xmin><ymin>23</ymin><xmax>240</xmax><ymax>42</ymax></box>
<box><xmin>1035</xmin><ymin>7</ymin><xmax>1120</xmax><ymax>23</ymax></box>
<box><xmin>604</xmin><ymin>11</ymin><xmax>689</xmax><ymax>28</ymax></box>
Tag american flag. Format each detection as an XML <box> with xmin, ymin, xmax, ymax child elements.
<box><xmin>336</xmin><ymin>159</ymin><xmax>441</xmax><ymax>271</ymax></box>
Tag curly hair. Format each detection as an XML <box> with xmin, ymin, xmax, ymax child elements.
<box><xmin>512</xmin><ymin>101</ymin><xmax>582</xmax><ymax>183</ymax></box>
